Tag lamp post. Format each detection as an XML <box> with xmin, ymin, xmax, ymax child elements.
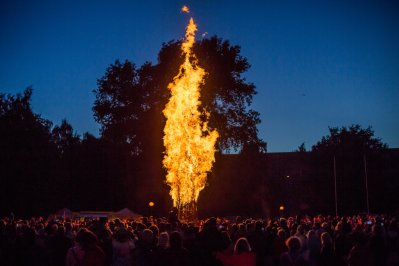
<box><xmin>333</xmin><ymin>155</ymin><xmax>338</xmax><ymax>217</ymax></box>
<box><xmin>363</xmin><ymin>154</ymin><xmax>370</xmax><ymax>215</ymax></box>
<box><xmin>148</xmin><ymin>201</ymin><xmax>155</xmax><ymax>217</ymax></box>
<box><xmin>279</xmin><ymin>205</ymin><xmax>285</xmax><ymax>217</ymax></box>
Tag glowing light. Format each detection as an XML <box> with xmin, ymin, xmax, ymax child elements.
<box><xmin>163</xmin><ymin>16</ymin><xmax>218</xmax><ymax>221</ymax></box>
<box><xmin>181</xmin><ymin>5</ymin><xmax>189</xmax><ymax>13</ymax></box>
<box><xmin>279</xmin><ymin>205</ymin><xmax>285</xmax><ymax>211</ymax></box>
<box><xmin>148</xmin><ymin>201</ymin><xmax>155</xmax><ymax>207</ymax></box>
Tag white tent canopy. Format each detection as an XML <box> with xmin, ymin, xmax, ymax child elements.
<box><xmin>114</xmin><ymin>208</ymin><xmax>142</xmax><ymax>219</ymax></box>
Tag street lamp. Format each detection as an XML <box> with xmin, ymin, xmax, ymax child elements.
<box><xmin>148</xmin><ymin>201</ymin><xmax>155</xmax><ymax>217</ymax></box>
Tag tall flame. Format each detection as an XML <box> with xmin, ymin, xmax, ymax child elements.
<box><xmin>163</xmin><ymin>17</ymin><xmax>218</xmax><ymax>221</ymax></box>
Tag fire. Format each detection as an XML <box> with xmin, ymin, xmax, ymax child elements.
<box><xmin>163</xmin><ymin>16</ymin><xmax>218</xmax><ymax>221</ymax></box>
<box><xmin>181</xmin><ymin>5</ymin><xmax>190</xmax><ymax>13</ymax></box>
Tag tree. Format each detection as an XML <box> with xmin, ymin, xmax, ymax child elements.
<box><xmin>51</xmin><ymin>119</ymin><xmax>80</xmax><ymax>154</ymax></box>
<box><xmin>0</xmin><ymin>88</ymin><xmax>59</xmax><ymax>216</ymax></box>
<box><xmin>93</xmin><ymin>36</ymin><xmax>266</xmax><ymax>154</ymax></box>
<box><xmin>296</xmin><ymin>142</ymin><xmax>306</xmax><ymax>153</ymax></box>
<box><xmin>312</xmin><ymin>124</ymin><xmax>387</xmax><ymax>153</ymax></box>
<box><xmin>310</xmin><ymin>124</ymin><xmax>388</xmax><ymax>214</ymax></box>
<box><xmin>93</xmin><ymin>36</ymin><xmax>266</xmax><ymax>213</ymax></box>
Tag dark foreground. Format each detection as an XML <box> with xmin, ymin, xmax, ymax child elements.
<box><xmin>0</xmin><ymin>214</ymin><xmax>398</xmax><ymax>266</ymax></box>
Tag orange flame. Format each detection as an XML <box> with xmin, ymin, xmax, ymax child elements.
<box><xmin>181</xmin><ymin>5</ymin><xmax>190</xmax><ymax>13</ymax></box>
<box><xmin>163</xmin><ymin>17</ymin><xmax>218</xmax><ymax>220</ymax></box>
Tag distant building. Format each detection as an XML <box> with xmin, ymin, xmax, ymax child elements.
<box><xmin>200</xmin><ymin>148</ymin><xmax>399</xmax><ymax>217</ymax></box>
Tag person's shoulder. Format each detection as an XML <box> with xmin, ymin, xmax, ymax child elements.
<box><xmin>280</xmin><ymin>251</ymin><xmax>290</xmax><ymax>258</ymax></box>
<box><xmin>234</xmin><ymin>252</ymin><xmax>256</xmax><ymax>266</ymax></box>
<box><xmin>93</xmin><ymin>244</ymin><xmax>105</xmax><ymax>255</ymax></box>
<box><xmin>245</xmin><ymin>251</ymin><xmax>256</xmax><ymax>259</ymax></box>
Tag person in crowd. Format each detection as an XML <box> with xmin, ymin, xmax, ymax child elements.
<box><xmin>133</xmin><ymin>228</ymin><xmax>155</xmax><ymax>266</ymax></box>
<box><xmin>49</xmin><ymin>226</ymin><xmax>72</xmax><ymax>265</ymax></box>
<box><xmin>162</xmin><ymin>231</ymin><xmax>191</xmax><ymax>266</ymax></box>
<box><xmin>152</xmin><ymin>231</ymin><xmax>169</xmax><ymax>266</ymax></box>
<box><xmin>216</xmin><ymin>237</ymin><xmax>256</xmax><ymax>266</ymax></box>
<box><xmin>294</xmin><ymin>225</ymin><xmax>306</xmax><ymax>250</ymax></box>
<box><xmin>347</xmin><ymin>232</ymin><xmax>372</xmax><ymax>266</ymax></box>
<box><xmin>0</xmin><ymin>213</ymin><xmax>398</xmax><ymax>266</ymax></box>
<box><xmin>272</xmin><ymin>228</ymin><xmax>288</xmax><ymax>265</ymax></box>
<box><xmin>65</xmin><ymin>228</ymin><xmax>106</xmax><ymax>266</ymax></box>
<box><xmin>319</xmin><ymin>232</ymin><xmax>341</xmax><ymax>266</ymax></box>
<box><xmin>112</xmin><ymin>227</ymin><xmax>135</xmax><ymax>266</ymax></box>
<box><xmin>305</xmin><ymin>229</ymin><xmax>320</xmax><ymax>265</ymax></box>
<box><xmin>247</xmin><ymin>220</ymin><xmax>267</xmax><ymax>266</ymax></box>
<box><xmin>280</xmin><ymin>236</ymin><xmax>308</xmax><ymax>266</ymax></box>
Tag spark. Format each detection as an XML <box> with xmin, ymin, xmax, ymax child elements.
<box><xmin>181</xmin><ymin>5</ymin><xmax>190</xmax><ymax>13</ymax></box>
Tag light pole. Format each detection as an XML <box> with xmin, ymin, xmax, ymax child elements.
<box><xmin>363</xmin><ymin>154</ymin><xmax>370</xmax><ymax>215</ymax></box>
<box><xmin>279</xmin><ymin>205</ymin><xmax>285</xmax><ymax>217</ymax></box>
<box><xmin>148</xmin><ymin>201</ymin><xmax>155</xmax><ymax>217</ymax></box>
<box><xmin>333</xmin><ymin>155</ymin><xmax>338</xmax><ymax>217</ymax></box>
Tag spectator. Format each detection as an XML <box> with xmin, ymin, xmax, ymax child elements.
<box><xmin>216</xmin><ymin>237</ymin><xmax>256</xmax><ymax>266</ymax></box>
<box><xmin>65</xmin><ymin>228</ymin><xmax>105</xmax><ymax>266</ymax></box>
<box><xmin>280</xmin><ymin>236</ymin><xmax>308</xmax><ymax>266</ymax></box>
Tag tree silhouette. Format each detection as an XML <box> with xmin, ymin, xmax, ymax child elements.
<box><xmin>296</xmin><ymin>142</ymin><xmax>306</xmax><ymax>152</ymax></box>
<box><xmin>51</xmin><ymin>119</ymin><xmax>80</xmax><ymax>154</ymax></box>
<box><xmin>92</xmin><ymin>37</ymin><xmax>266</xmax><ymax>212</ymax></box>
<box><xmin>0</xmin><ymin>88</ymin><xmax>59</xmax><ymax>216</ymax></box>
<box><xmin>93</xmin><ymin>36</ymin><xmax>266</xmax><ymax>154</ymax></box>
<box><xmin>312</xmin><ymin>125</ymin><xmax>387</xmax><ymax>153</ymax></box>
<box><xmin>311</xmin><ymin>125</ymin><xmax>388</xmax><ymax>214</ymax></box>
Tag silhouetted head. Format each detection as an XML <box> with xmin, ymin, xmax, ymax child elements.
<box><xmin>158</xmin><ymin>232</ymin><xmax>169</xmax><ymax>249</ymax></box>
<box><xmin>321</xmin><ymin>232</ymin><xmax>332</xmax><ymax>246</ymax></box>
<box><xmin>296</xmin><ymin>225</ymin><xmax>304</xmax><ymax>234</ymax></box>
<box><xmin>372</xmin><ymin>223</ymin><xmax>385</xmax><ymax>236</ymax></box>
<box><xmin>169</xmin><ymin>231</ymin><xmax>182</xmax><ymax>249</ymax></box>
<box><xmin>255</xmin><ymin>220</ymin><xmax>263</xmax><ymax>231</ymax></box>
<box><xmin>285</xmin><ymin>236</ymin><xmax>302</xmax><ymax>252</ymax></box>
<box><xmin>280</xmin><ymin>218</ymin><xmax>287</xmax><ymax>227</ymax></box>
<box><xmin>64</xmin><ymin>222</ymin><xmax>72</xmax><ymax>232</ymax></box>
<box><xmin>114</xmin><ymin>228</ymin><xmax>131</xmax><ymax>242</ymax></box>
<box><xmin>246</xmin><ymin>222</ymin><xmax>255</xmax><ymax>233</ymax></box>
<box><xmin>75</xmin><ymin>228</ymin><xmax>98</xmax><ymax>250</ymax></box>
<box><xmin>234</xmin><ymin>237</ymin><xmax>251</xmax><ymax>254</ymax></box>
<box><xmin>99</xmin><ymin>217</ymin><xmax>107</xmax><ymax>225</ymax></box>
<box><xmin>142</xmin><ymin>229</ymin><xmax>153</xmax><ymax>244</ymax></box>
<box><xmin>208</xmin><ymin>217</ymin><xmax>217</xmax><ymax>228</ymax></box>
<box><xmin>306</xmin><ymin>229</ymin><xmax>317</xmax><ymax>240</ymax></box>
<box><xmin>277</xmin><ymin>229</ymin><xmax>286</xmax><ymax>239</ymax></box>
<box><xmin>221</xmin><ymin>231</ymin><xmax>232</xmax><ymax>249</ymax></box>
<box><xmin>149</xmin><ymin>224</ymin><xmax>159</xmax><ymax>237</ymax></box>
<box><xmin>50</xmin><ymin>223</ymin><xmax>58</xmax><ymax>235</ymax></box>
<box><xmin>57</xmin><ymin>226</ymin><xmax>66</xmax><ymax>237</ymax></box>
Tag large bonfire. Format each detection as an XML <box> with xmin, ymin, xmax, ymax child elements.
<box><xmin>163</xmin><ymin>9</ymin><xmax>218</xmax><ymax>221</ymax></box>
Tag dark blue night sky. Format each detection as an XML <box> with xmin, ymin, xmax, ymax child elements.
<box><xmin>1</xmin><ymin>0</ymin><xmax>398</xmax><ymax>151</ymax></box>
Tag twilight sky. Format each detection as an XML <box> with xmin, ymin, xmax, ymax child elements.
<box><xmin>1</xmin><ymin>0</ymin><xmax>398</xmax><ymax>152</ymax></box>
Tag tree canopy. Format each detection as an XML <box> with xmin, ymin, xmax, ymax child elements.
<box><xmin>312</xmin><ymin>124</ymin><xmax>388</xmax><ymax>154</ymax></box>
<box><xmin>1</xmin><ymin>88</ymin><xmax>398</xmax><ymax>217</ymax></box>
<box><xmin>310</xmin><ymin>125</ymin><xmax>389</xmax><ymax>214</ymax></box>
<box><xmin>93</xmin><ymin>36</ymin><xmax>266</xmax><ymax>154</ymax></box>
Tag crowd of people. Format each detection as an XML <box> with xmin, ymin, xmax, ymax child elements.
<box><xmin>0</xmin><ymin>212</ymin><xmax>398</xmax><ymax>266</ymax></box>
